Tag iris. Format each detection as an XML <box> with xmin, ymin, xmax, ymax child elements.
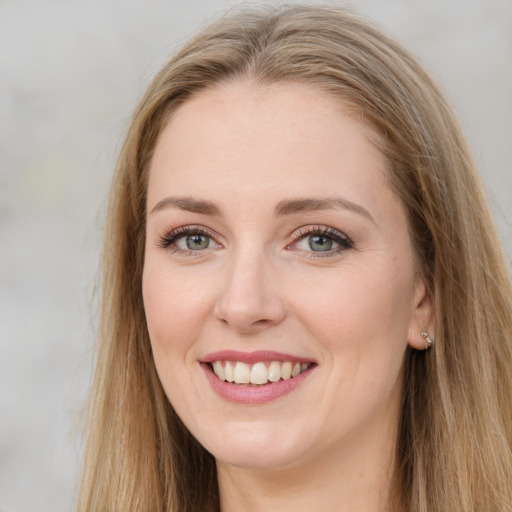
<box><xmin>186</xmin><ymin>234</ymin><xmax>210</xmax><ymax>250</ymax></box>
<box><xmin>309</xmin><ymin>235</ymin><xmax>333</xmax><ymax>252</ymax></box>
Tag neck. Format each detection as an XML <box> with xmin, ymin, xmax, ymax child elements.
<box><xmin>217</xmin><ymin>418</ymin><xmax>398</xmax><ymax>512</ymax></box>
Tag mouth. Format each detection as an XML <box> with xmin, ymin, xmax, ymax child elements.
<box><xmin>200</xmin><ymin>350</ymin><xmax>316</xmax><ymax>404</ymax></box>
<box><xmin>210</xmin><ymin>360</ymin><xmax>312</xmax><ymax>385</ymax></box>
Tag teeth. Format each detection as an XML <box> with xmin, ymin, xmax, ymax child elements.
<box><xmin>250</xmin><ymin>362</ymin><xmax>268</xmax><ymax>384</ymax></box>
<box><xmin>281</xmin><ymin>361</ymin><xmax>292</xmax><ymax>380</ymax></box>
<box><xmin>212</xmin><ymin>361</ymin><xmax>225</xmax><ymax>381</ymax></box>
<box><xmin>234</xmin><ymin>362</ymin><xmax>250</xmax><ymax>383</ymax></box>
<box><xmin>268</xmin><ymin>361</ymin><xmax>281</xmax><ymax>382</ymax></box>
<box><xmin>211</xmin><ymin>360</ymin><xmax>311</xmax><ymax>385</ymax></box>
<box><xmin>224</xmin><ymin>361</ymin><xmax>234</xmax><ymax>382</ymax></box>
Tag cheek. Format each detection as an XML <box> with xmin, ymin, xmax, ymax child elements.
<box><xmin>286</xmin><ymin>260</ymin><xmax>415</xmax><ymax>363</ymax></box>
<box><xmin>142</xmin><ymin>263</ymin><xmax>214</xmax><ymax>419</ymax></box>
<box><xmin>142</xmin><ymin>262</ymin><xmax>214</xmax><ymax>357</ymax></box>
<box><xmin>294</xmin><ymin>263</ymin><xmax>413</xmax><ymax>413</ymax></box>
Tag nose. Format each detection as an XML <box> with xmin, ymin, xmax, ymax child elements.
<box><xmin>214</xmin><ymin>250</ymin><xmax>286</xmax><ymax>335</ymax></box>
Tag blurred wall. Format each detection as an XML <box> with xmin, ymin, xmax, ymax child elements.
<box><xmin>0</xmin><ymin>1</ymin><xmax>510</xmax><ymax>511</ymax></box>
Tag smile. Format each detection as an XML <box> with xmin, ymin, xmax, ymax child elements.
<box><xmin>211</xmin><ymin>360</ymin><xmax>312</xmax><ymax>385</ymax></box>
<box><xmin>201</xmin><ymin>351</ymin><xmax>316</xmax><ymax>404</ymax></box>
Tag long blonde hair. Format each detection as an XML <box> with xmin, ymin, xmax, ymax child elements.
<box><xmin>78</xmin><ymin>5</ymin><xmax>512</xmax><ymax>511</ymax></box>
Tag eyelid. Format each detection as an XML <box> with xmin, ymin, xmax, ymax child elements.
<box><xmin>156</xmin><ymin>224</ymin><xmax>221</xmax><ymax>252</ymax></box>
<box><xmin>292</xmin><ymin>224</ymin><xmax>350</xmax><ymax>241</ymax></box>
<box><xmin>287</xmin><ymin>225</ymin><xmax>353</xmax><ymax>257</ymax></box>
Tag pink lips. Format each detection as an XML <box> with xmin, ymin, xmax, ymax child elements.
<box><xmin>200</xmin><ymin>350</ymin><xmax>316</xmax><ymax>404</ymax></box>
<box><xmin>202</xmin><ymin>350</ymin><xmax>312</xmax><ymax>365</ymax></box>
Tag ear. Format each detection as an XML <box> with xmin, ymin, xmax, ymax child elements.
<box><xmin>407</xmin><ymin>275</ymin><xmax>436</xmax><ymax>350</ymax></box>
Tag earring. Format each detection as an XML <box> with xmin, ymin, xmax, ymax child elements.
<box><xmin>421</xmin><ymin>331</ymin><xmax>434</xmax><ymax>349</ymax></box>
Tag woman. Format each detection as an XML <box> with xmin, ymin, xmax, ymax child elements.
<box><xmin>77</xmin><ymin>5</ymin><xmax>512</xmax><ymax>511</ymax></box>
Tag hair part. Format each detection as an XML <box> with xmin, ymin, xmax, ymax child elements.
<box><xmin>78</xmin><ymin>5</ymin><xmax>512</xmax><ymax>511</ymax></box>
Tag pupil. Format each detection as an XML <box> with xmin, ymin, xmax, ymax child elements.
<box><xmin>309</xmin><ymin>235</ymin><xmax>332</xmax><ymax>251</ymax></box>
<box><xmin>186</xmin><ymin>234</ymin><xmax>209</xmax><ymax>250</ymax></box>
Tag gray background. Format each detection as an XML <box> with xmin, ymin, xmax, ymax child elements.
<box><xmin>0</xmin><ymin>1</ymin><xmax>510</xmax><ymax>511</ymax></box>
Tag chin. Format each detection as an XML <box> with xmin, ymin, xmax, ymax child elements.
<box><xmin>199</xmin><ymin>421</ymin><xmax>306</xmax><ymax>471</ymax></box>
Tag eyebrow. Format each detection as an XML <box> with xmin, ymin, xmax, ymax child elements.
<box><xmin>149</xmin><ymin>196</ymin><xmax>221</xmax><ymax>216</ymax></box>
<box><xmin>149</xmin><ymin>195</ymin><xmax>374</xmax><ymax>223</ymax></box>
<box><xmin>274</xmin><ymin>197</ymin><xmax>375</xmax><ymax>223</ymax></box>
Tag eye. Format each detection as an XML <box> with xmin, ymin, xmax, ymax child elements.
<box><xmin>175</xmin><ymin>233</ymin><xmax>213</xmax><ymax>250</ymax></box>
<box><xmin>290</xmin><ymin>226</ymin><xmax>353</xmax><ymax>257</ymax></box>
<box><xmin>297</xmin><ymin>234</ymin><xmax>337</xmax><ymax>252</ymax></box>
<box><xmin>157</xmin><ymin>226</ymin><xmax>220</xmax><ymax>253</ymax></box>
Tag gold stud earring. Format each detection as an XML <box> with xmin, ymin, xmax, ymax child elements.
<box><xmin>421</xmin><ymin>331</ymin><xmax>434</xmax><ymax>350</ymax></box>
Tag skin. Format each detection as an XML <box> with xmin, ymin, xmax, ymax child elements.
<box><xmin>143</xmin><ymin>82</ymin><xmax>435</xmax><ymax>512</ymax></box>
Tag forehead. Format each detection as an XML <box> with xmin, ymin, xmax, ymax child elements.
<box><xmin>165</xmin><ymin>80</ymin><xmax>372</xmax><ymax>144</ymax></box>
<box><xmin>148</xmin><ymin>81</ymin><xmax>390</xmax><ymax>198</ymax></box>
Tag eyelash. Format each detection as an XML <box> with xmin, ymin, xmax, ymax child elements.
<box><xmin>156</xmin><ymin>225</ymin><xmax>219</xmax><ymax>255</ymax></box>
<box><xmin>156</xmin><ymin>224</ymin><xmax>353</xmax><ymax>258</ymax></box>
<box><xmin>289</xmin><ymin>225</ymin><xmax>353</xmax><ymax>258</ymax></box>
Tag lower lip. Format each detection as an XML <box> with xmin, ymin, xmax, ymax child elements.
<box><xmin>200</xmin><ymin>363</ymin><xmax>314</xmax><ymax>404</ymax></box>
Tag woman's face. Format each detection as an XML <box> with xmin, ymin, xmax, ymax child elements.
<box><xmin>143</xmin><ymin>82</ymin><xmax>433</xmax><ymax>472</ymax></box>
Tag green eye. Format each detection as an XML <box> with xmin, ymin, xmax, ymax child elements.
<box><xmin>291</xmin><ymin>226</ymin><xmax>352</xmax><ymax>257</ymax></box>
<box><xmin>183</xmin><ymin>234</ymin><xmax>211</xmax><ymax>250</ymax></box>
<box><xmin>158</xmin><ymin>226</ymin><xmax>220</xmax><ymax>253</ymax></box>
<box><xmin>308</xmin><ymin>235</ymin><xmax>334</xmax><ymax>252</ymax></box>
<box><xmin>296</xmin><ymin>234</ymin><xmax>339</xmax><ymax>252</ymax></box>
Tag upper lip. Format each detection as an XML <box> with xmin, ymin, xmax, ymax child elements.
<box><xmin>201</xmin><ymin>350</ymin><xmax>316</xmax><ymax>365</ymax></box>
